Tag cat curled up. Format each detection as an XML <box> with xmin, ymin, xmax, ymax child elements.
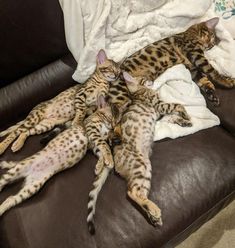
<box><xmin>0</xmin><ymin>96</ymin><xmax>120</xmax><ymax>216</ymax></box>
<box><xmin>0</xmin><ymin>49</ymin><xmax>120</xmax><ymax>155</ymax></box>
<box><xmin>121</xmin><ymin>17</ymin><xmax>235</xmax><ymax>105</ymax></box>
<box><xmin>87</xmin><ymin>72</ymin><xmax>192</xmax><ymax>233</ymax></box>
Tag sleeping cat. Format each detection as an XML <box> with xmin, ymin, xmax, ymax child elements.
<box><xmin>121</xmin><ymin>17</ymin><xmax>235</xmax><ymax>105</ymax></box>
<box><xmin>0</xmin><ymin>49</ymin><xmax>120</xmax><ymax>155</ymax></box>
<box><xmin>0</xmin><ymin>96</ymin><xmax>119</xmax><ymax>217</ymax></box>
<box><xmin>87</xmin><ymin>72</ymin><xmax>192</xmax><ymax>234</ymax></box>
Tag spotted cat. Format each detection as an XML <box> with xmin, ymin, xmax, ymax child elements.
<box><xmin>0</xmin><ymin>123</ymin><xmax>88</xmax><ymax>216</ymax></box>
<box><xmin>0</xmin><ymin>96</ymin><xmax>120</xmax><ymax>216</ymax></box>
<box><xmin>0</xmin><ymin>49</ymin><xmax>120</xmax><ymax>155</ymax></box>
<box><xmin>112</xmin><ymin>72</ymin><xmax>192</xmax><ymax>227</ymax></box>
<box><xmin>121</xmin><ymin>17</ymin><xmax>235</xmax><ymax>105</ymax></box>
<box><xmin>87</xmin><ymin>72</ymin><xmax>192</xmax><ymax>233</ymax></box>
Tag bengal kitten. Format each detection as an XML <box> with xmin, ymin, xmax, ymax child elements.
<box><xmin>86</xmin><ymin>98</ymin><xmax>127</xmax><ymax>235</ymax></box>
<box><xmin>87</xmin><ymin>72</ymin><xmax>192</xmax><ymax>233</ymax></box>
<box><xmin>0</xmin><ymin>123</ymin><xmax>88</xmax><ymax>216</ymax></box>
<box><xmin>112</xmin><ymin>72</ymin><xmax>192</xmax><ymax>227</ymax></box>
<box><xmin>0</xmin><ymin>49</ymin><xmax>120</xmax><ymax>155</ymax></box>
<box><xmin>121</xmin><ymin>17</ymin><xmax>235</xmax><ymax>106</ymax></box>
<box><xmin>0</xmin><ymin>96</ymin><xmax>120</xmax><ymax>216</ymax></box>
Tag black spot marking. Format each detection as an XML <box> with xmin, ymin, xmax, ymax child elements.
<box><xmin>140</xmin><ymin>54</ymin><xmax>148</xmax><ymax>61</ymax></box>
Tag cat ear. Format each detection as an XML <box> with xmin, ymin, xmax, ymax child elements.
<box><xmin>97</xmin><ymin>49</ymin><xmax>107</xmax><ymax>64</ymax></box>
<box><xmin>123</xmin><ymin>71</ymin><xmax>138</xmax><ymax>85</ymax></box>
<box><xmin>205</xmin><ymin>17</ymin><xmax>219</xmax><ymax>30</ymax></box>
<box><xmin>97</xmin><ymin>94</ymin><xmax>107</xmax><ymax>109</ymax></box>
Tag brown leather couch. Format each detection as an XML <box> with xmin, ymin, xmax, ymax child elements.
<box><xmin>0</xmin><ymin>1</ymin><xmax>234</xmax><ymax>247</ymax></box>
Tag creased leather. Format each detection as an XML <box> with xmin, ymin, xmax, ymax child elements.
<box><xmin>0</xmin><ymin>0</ymin><xmax>69</xmax><ymax>86</ymax></box>
<box><xmin>0</xmin><ymin>54</ymin><xmax>77</xmax><ymax>128</ymax></box>
<box><xmin>0</xmin><ymin>127</ymin><xmax>234</xmax><ymax>248</ymax></box>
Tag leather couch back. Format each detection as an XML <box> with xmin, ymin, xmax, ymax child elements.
<box><xmin>0</xmin><ymin>0</ymin><xmax>69</xmax><ymax>87</ymax></box>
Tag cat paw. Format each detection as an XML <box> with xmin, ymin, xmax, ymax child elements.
<box><xmin>223</xmin><ymin>77</ymin><xmax>235</xmax><ymax>88</ymax></box>
<box><xmin>180</xmin><ymin>120</ymin><xmax>193</xmax><ymax>127</ymax></box>
<box><xmin>205</xmin><ymin>89</ymin><xmax>220</xmax><ymax>106</ymax></box>
<box><xmin>104</xmin><ymin>155</ymin><xmax>114</xmax><ymax>169</ymax></box>
<box><xmin>147</xmin><ymin>205</ymin><xmax>163</xmax><ymax>227</ymax></box>
<box><xmin>11</xmin><ymin>141</ymin><xmax>23</xmax><ymax>153</ymax></box>
<box><xmin>173</xmin><ymin>117</ymin><xmax>192</xmax><ymax>127</ymax></box>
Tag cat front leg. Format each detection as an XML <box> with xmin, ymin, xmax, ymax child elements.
<box><xmin>197</xmin><ymin>76</ymin><xmax>220</xmax><ymax>106</ymax></box>
<box><xmin>127</xmin><ymin>185</ymin><xmax>162</xmax><ymax>227</ymax></box>
<box><xmin>189</xmin><ymin>51</ymin><xmax>235</xmax><ymax>88</ymax></box>
<box><xmin>156</xmin><ymin>102</ymin><xmax>192</xmax><ymax>126</ymax></box>
<box><xmin>11</xmin><ymin>118</ymin><xmax>68</xmax><ymax>152</ymax></box>
<box><xmin>72</xmin><ymin>89</ymin><xmax>87</xmax><ymax>126</ymax></box>
<box><xmin>0</xmin><ymin>131</ymin><xmax>20</xmax><ymax>155</ymax></box>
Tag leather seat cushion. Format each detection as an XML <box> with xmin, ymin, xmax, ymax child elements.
<box><xmin>0</xmin><ymin>126</ymin><xmax>234</xmax><ymax>248</ymax></box>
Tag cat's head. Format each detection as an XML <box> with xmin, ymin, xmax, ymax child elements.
<box><xmin>96</xmin><ymin>49</ymin><xmax>121</xmax><ymax>82</ymax></box>
<box><xmin>97</xmin><ymin>94</ymin><xmax>123</xmax><ymax>127</ymax></box>
<box><xmin>186</xmin><ymin>17</ymin><xmax>220</xmax><ymax>50</ymax></box>
<box><xmin>123</xmin><ymin>71</ymin><xmax>159</xmax><ymax>106</ymax></box>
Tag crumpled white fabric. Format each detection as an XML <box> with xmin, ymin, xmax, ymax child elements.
<box><xmin>151</xmin><ymin>64</ymin><xmax>220</xmax><ymax>141</ymax></box>
<box><xmin>58</xmin><ymin>0</ymin><xmax>235</xmax><ymax>140</ymax></box>
<box><xmin>59</xmin><ymin>0</ymin><xmax>235</xmax><ymax>82</ymax></box>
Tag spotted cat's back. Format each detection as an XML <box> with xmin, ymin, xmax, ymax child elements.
<box><xmin>120</xmin><ymin>18</ymin><xmax>235</xmax><ymax>105</ymax></box>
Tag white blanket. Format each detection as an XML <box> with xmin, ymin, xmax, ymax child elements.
<box><xmin>58</xmin><ymin>0</ymin><xmax>235</xmax><ymax>140</ymax></box>
<box><xmin>152</xmin><ymin>65</ymin><xmax>220</xmax><ymax>140</ymax></box>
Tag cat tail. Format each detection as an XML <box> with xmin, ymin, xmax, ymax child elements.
<box><xmin>87</xmin><ymin>166</ymin><xmax>111</xmax><ymax>235</ymax></box>
<box><xmin>0</xmin><ymin>120</ymin><xmax>24</xmax><ymax>137</ymax></box>
<box><xmin>0</xmin><ymin>161</ymin><xmax>17</xmax><ymax>170</ymax></box>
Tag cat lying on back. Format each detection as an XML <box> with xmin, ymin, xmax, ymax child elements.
<box><xmin>121</xmin><ymin>17</ymin><xmax>235</xmax><ymax>106</ymax></box>
<box><xmin>0</xmin><ymin>95</ymin><xmax>120</xmax><ymax>217</ymax></box>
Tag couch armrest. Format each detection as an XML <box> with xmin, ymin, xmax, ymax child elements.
<box><xmin>207</xmin><ymin>88</ymin><xmax>235</xmax><ymax>136</ymax></box>
<box><xmin>0</xmin><ymin>54</ymin><xmax>77</xmax><ymax>128</ymax></box>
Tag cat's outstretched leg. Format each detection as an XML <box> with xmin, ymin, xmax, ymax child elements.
<box><xmin>0</xmin><ymin>132</ymin><xmax>20</xmax><ymax>155</ymax></box>
<box><xmin>198</xmin><ymin>76</ymin><xmax>219</xmax><ymax>106</ymax></box>
<box><xmin>156</xmin><ymin>102</ymin><xmax>192</xmax><ymax>125</ymax></box>
<box><xmin>127</xmin><ymin>186</ymin><xmax>162</xmax><ymax>227</ymax></box>
<box><xmin>11</xmin><ymin>118</ymin><xmax>68</xmax><ymax>152</ymax></box>
<box><xmin>0</xmin><ymin>177</ymin><xmax>47</xmax><ymax>216</ymax></box>
<box><xmin>124</xmin><ymin>157</ymin><xmax>162</xmax><ymax>227</ymax></box>
<box><xmin>0</xmin><ymin>161</ymin><xmax>17</xmax><ymax>170</ymax></box>
<box><xmin>0</xmin><ymin>164</ymin><xmax>23</xmax><ymax>192</ymax></box>
<box><xmin>0</xmin><ymin>120</ymin><xmax>24</xmax><ymax>138</ymax></box>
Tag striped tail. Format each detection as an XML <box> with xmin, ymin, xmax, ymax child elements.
<box><xmin>87</xmin><ymin>167</ymin><xmax>111</xmax><ymax>235</ymax></box>
<box><xmin>0</xmin><ymin>120</ymin><xmax>24</xmax><ymax>137</ymax></box>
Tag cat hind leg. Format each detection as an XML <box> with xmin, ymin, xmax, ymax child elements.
<box><xmin>0</xmin><ymin>120</ymin><xmax>24</xmax><ymax>137</ymax></box>
<box><xmin>0</xmin><ymin>177</ymin><xmax>47</xmax><ymax>216</ymax></box>
<box><xmin>127</xmin><ymin>187</ymin><xmax>162</xmax><ymax>227</ymax></box>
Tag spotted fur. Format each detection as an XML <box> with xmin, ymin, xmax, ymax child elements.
<box><xmin>121</xmin><ymin>17</ymin><xmax>235</xmax><ymax>106</ymax></box>
<box><xmin>0</xmin><ymin>124</ymin><xmax>88</xmax><ymax>216</ymax></box>
<box><xmin>0</xmin><ymin>99</ymin><xmax>119</xmax><ymax>217</ymax></box>
<box><xmin>112</xmin><ymin>72</ymin><xmax>192</xmax><ymax>227</ymax></box>
<box><xmin>85</xmin><ymin>97</ymin><xmax>120</xmax><ymax>235</ymax></box>
<box><xmin>0</xmin><ymin>50</ymin><xmax>120</xmax><ymax>155</ymax></box>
